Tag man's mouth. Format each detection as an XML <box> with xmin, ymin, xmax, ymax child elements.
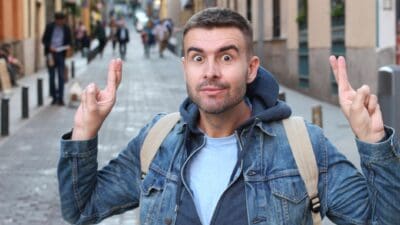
<box><xmin>200</xmin><ymin>86</ymin><xmax>226</xmax><ymax>95</ymax></box>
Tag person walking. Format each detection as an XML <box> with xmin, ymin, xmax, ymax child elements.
<box><xmin>141</xmin><ymin>20</ymin><xmax>154</xmax><ymax>58</ymax></box>
<box><xmin>74</xmin><ymin>21</ymin><xmax>86</xmax><ymax>55</ymax></box>
<box><xmin>109</xmin><ymin>17</ymin><xmax>118</xmax><ymax>55</ymax></box>
<box><xmin>41</xmin><ymin>12</ymin><xmax>71</xmax><ymax>105</ymax></box>
<box><xmin>116</xmin><ymin>21</ymin><xmax>130</xmax><ymax>60</ymax></box>
<box><xmin>94</xmin><ymin>20</ymin><xmax>107</xmax><ymax>58</ymax></box>
<box><xmin>153</xmin><ymin>19</ymin><xmax>169</xmax><ymax>58</ymax></box>
<box><xmin>80</xmin><ymin>30</ymin><xmax>91</xmax><ymax>57</ymax></box>
<box><xmin>0</xmin><ymin>44</ymin><xmax>24</xmax><ymax>87</ymax></box>
<box><xmin>58</xmin><ymin>8</ymin><xmax>400</xmax><ymax>225</ymax></box>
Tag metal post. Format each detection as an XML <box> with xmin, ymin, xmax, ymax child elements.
<box><xmin>312</xmin><ymin>105</ymin><xmax>323</xmax><ymax>128</ymax></box>
<box><xmin>1</xmin><ymin>98</ymin><xmax>9</xmax><ymax>136</ymax></box>
<box><xmin>22</xmin><ymin>86</ymin><xmax>29</xmax><ymax>119</ymax></box>
<box><xmin>37</xmin><ymin>78</ymin><xmax>43</xmax><ymax>106</ymax></box>
<box><xmin>71</xmin><ymin>60</ymin><xmax>75</xmax><ymax>79</ymax></box>
<box><xmin>378</xmin><ymin>65</ymin><xmax>400</xmax><ymax>135</ymax></box>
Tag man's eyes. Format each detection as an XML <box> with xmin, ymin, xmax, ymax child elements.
<box><xmin>193</xmin><ymin>55</ymin><xmax>204</xmax><ymax>62</ymax></box>
<box><xmin>189</xmin><ymin>54</ymin><xmax>234</xmax><ymax>63</ymax></box>
<box><xmin>221</xmin><ymin>54</ymin><xmax>232</xmax><ymax>62</ymax></box>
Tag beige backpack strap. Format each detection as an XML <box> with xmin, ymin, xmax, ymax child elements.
<box><xmin>283</xmin><ymin>116</ymin><xmax>321</xmax><ymax>225</ymax></box>
<box><xmin>140</xmin><ymin>112</ymin><xmax>181</xmax><ymax>176</ymax></box>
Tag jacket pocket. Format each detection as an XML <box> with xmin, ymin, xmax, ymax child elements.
<box><xmin>140</xmin><ymin>169</ymin><xmax>166</xmax><ymax>224</ymax></box>
<box><xmin>141</xmin><ymin>171</ymin><xmax>165</xmax><ymax>196</ymax></box>
<box><xmin>269</xmin><ymin>174</ymin><xmax>311</xmax><ymax>224</ymax></box>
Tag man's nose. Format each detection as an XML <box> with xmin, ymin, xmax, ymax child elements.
<box><xmin>203</xmin><ymin>59</ymin><xmax>220</xmax><ymax>79</ymax></box>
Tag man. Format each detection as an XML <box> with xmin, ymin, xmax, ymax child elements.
<box><xmin>0</xmin><ymin>44</ymin><xmax>23</xmax><ymax>87</ymax></box>
<box><xmin>116</xmin><ymin>20</ymin><xmax>130</xmax><ymax>60</ymax></box>
<box><xmin>58</xmin><ymin>8</ymin><xmax>400</xmax><ymax>225</ymax></box>
<box><xmin>94</xmin><ymin>20</ymin><xmax>107</xmax><ymax>58</ymax></box>
<box><xmin>153</xmin><ymin>19</ymin><xmax>170</xmax><ymax>58</ymax></box>
<box><xmin>74</xmin><ymin>21</ymin><xmax>86</xmax><ymax>56</ymax></box>
<box><xmin>109</xmin><ymin>17</ymin><xmax>118</xmax><ymax>55</ymax></box>
<box><xmin>42</xmin><ymin>12</ymin><xmax>71</xmax><ymax>106</ymax></box>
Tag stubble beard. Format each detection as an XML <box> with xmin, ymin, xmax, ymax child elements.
<box><xmin>186</xmin><ymin>79</ymin><xmax>247</xmax><ymax>115</ymax></box>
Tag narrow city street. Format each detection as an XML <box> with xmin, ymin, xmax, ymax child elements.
<box><xmin>0</xmin><ymin>23</ymin><xmax>356</xmax><ymax>225</ymax></box>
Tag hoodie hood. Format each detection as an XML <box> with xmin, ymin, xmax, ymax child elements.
<box><xmin>179</xmin><ymin>67</ymin><xmax>292</xmax><ymax>131</ymax></box>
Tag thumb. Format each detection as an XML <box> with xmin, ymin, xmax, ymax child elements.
<box><xmin>350</xmin><ymin>85</ymin><xmax>370</xmax><ymax>115</ymax></box>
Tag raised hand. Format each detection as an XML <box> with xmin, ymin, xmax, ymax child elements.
<box><xmin>329</xmin><ymin>56</ymin><xmax>385</xmax><ymax>143</ymax></box>
<box><xmin>72</xmin><ymin>59</ymin><xmax>123</xmax><ymax>140</ymax></box>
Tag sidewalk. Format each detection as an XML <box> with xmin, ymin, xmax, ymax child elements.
<box><xmin>0</xmin><ymin>53</ymin><xmax>88</xmax><ymax>143</ymax></box>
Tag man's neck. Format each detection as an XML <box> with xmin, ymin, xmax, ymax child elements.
<box><xmin>198</xmin><ymin>101</ymin><xmax>252</xmax><ymax>138</ymax></box>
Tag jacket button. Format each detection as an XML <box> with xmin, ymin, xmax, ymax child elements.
<box><xmin>247</xmin><ymin>170</ymin><xmax>257</xmax><ymax>176</ymax></box>
<box><xmin>164</xmin><ymin>218</ymin><xmax>172</xmax><ymax>225</ymax></box>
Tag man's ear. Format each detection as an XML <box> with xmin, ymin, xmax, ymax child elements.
<box><xmin>247</xmin><ymin>56</ymin><xmax>259</xmax><ymax>84</ymax></box>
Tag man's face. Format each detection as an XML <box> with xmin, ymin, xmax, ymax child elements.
<box><xmin>55</xmin><ymin>18</ymin><xmax>65</xmax><ymax>26</ymax></box>
<box><xmin>182</xmin><ymin>27</ymin><xmax>258</xmax><ymax>114</ymax></box>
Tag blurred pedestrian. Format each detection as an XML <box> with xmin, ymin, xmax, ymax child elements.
<box><xmin>74</xmin><ymin>21</ymin><xmax>86</xmax><ymax>55</ymax></box>
<box><xmin>164</xmin><ymin>18</ymin><xmax>174</xmax><ymax>35</ymax></box>
<box><xmin>116</xmin><ymin>21</ymin><xmax>130</xmax><ymax>60</ymax></box>
<box><xmin>153</xmin><ymin>19</ymin><xmax>169</xmax><ymax>58</ymax></box>
<box><xmin>141</xmin><ymin>20</ymin><xmax>154</xmax><ymax>58</ymax></box>
<box><xmin>41</xmin><ymin>11</ymin><xmax>71</xmax><ymax>105</ymax></box>
<box><xmin>81</xmin><ymin>30</ymin><xmax>91</xmax><ymax>57</ymax></box>
<box><xmin>0</xmin><ymin>45</ymin><xmax>18</xmax><ymax>87</ymax></box>
<box><xmin>94</xmin><ymin>20</ymin><xmax>107</xmax><ymax>58</ymax></box>
<box><xmin>1</xmin><ymin>44</ymin><xmax>24</xmax><ymax>83</ymax></box>
<box><xmin>109</xmin><ymin>17</ymin><xmax>118</xmax><ymax>55</ymax></box>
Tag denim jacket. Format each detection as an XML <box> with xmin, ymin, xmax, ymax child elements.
<box><xmin>58</xmin><ymin>68</ymin><xmax>400</xmax><ymax>224</ymax></box>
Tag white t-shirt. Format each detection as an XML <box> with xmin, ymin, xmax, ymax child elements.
<box><xmin>188</xmin><ymin>134</ymin><xmax>238</xmax><ymax>225</ymax></box>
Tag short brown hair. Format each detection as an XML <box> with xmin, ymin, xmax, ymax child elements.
<box><xmin>183</xmin><ymin>7</ymin><xmax>254</xmax><ymax>55</ymax></box>
<box><xmin>55</xmin><ymin>12</ymin><xmax>66</xmax><ymax>20</ymax></box>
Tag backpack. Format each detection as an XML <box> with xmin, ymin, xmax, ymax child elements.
<box><xmin>140</xmin><ymin>113</ymin><xmax>321</xmax><ymax>225</ymax></box>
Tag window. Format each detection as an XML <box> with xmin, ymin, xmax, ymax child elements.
<box><xmin>331</xmin><ymin>0</ymin><xmax>345</xmax><ymax>26</ymax></box>
<box><xmin>297</xmin><ymin>0</ymin><xmax>307</xmax><ymax>29</ymax></box>
<box><xmin>298</xmin><ymin>0</ymin><xmax>309</xmax><ymax>88</ymax></box>
<box><xmin>273</xmin><ymin>0</ymin><xmax>281</xmax><ymax>38</ymax></box>
<box><xmin>331</xmin><ymin>0</ymin><xmax>345</xmax><ymax>94</ymax></box>
<box><xmin>246</xmin><ymin>0</ymin><xmax>252</xmax><ymax>21</ymax></box>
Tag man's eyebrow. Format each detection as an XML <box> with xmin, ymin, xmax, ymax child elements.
<box><xmin>218</xmin><ymin>45</ymin><xmax>239</xmax><ymax>53</ymax></box>
<box><xmin>186</xmin><ymin>47</ymin><xmax>203</xmax><ymax>55</ymax></box>
<box><xmin>186</xmin><ymin>45</ymin><xmax>240</xmax><ymax>55</ymax></box>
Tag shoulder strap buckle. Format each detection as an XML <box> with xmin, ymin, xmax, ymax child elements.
<box><xmin>310</xmin><ymin>195</ymin><xmax>321</xmax><ymax>213</ymax></box>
